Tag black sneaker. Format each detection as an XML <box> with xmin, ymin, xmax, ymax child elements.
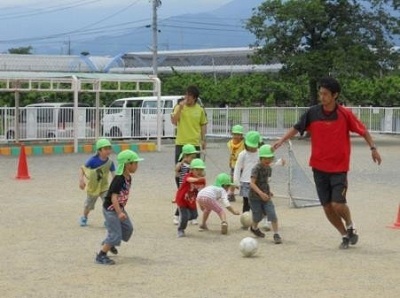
<box><xmin>95</xmin><ymin>253</ymin><xmax>115</xmax><ymax>265</ymax></box>
<box><xmin>273</xmin><ymin>233</ymin><xmax>282</xmax><ymax>244</ymax></box>
<box><xmin>250</xmin><ymin>227</ymin><xmax>265</xmax><ymax>238</ymax></box>
<box><xmin>347</xmin><ymin>228</ymin><xmax>359</xmax><ymax>245</ymax></box>
<box><xmin>110</xmin><ymin>246</ymin><xmax>118</xmax><ymax>255</ymax></box>
<box><xmin>339</xmin><ymin>237</ymin><xmax>350</xmax><ymax>249</ymax></box>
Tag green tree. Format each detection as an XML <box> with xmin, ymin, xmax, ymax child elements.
<box><xmin>8</xmin><ymin>46</ymin><xmax>33</xmax><ymax>54</ymax></box>
<box><xmin>246</xmin><ymin>0</ymin><xmax>400</xmax><ymax>105</ymax></box>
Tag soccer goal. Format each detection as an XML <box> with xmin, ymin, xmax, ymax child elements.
<box><xmin>259</xmin><ymin>136</ymin><xmax>320</xmax><ymax>208</ymax></box>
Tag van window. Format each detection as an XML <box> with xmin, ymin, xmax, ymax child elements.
<box><xmin>142</xmin><ymin>100</ymin><xmax>158</xmax><ymax>114</ymax></box>
<box><xmin>108</xmin><ymin>101</ymin><xmax>124</xmax><ymax>114</ymax></box>
<box><xmin>127</xmin><ymin>100</ymin><xmax>143</xmax><ymax>108</ymax></box>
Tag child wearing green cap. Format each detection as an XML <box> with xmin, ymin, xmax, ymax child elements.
<box><xmin>78</xmin><ymin>138</ymin><xmax>115</xmax><ymax>227</ymax></box>
<box><xmin>226</xmin><ymin>124</ymin><xmax>245</xmax><ymax>202</ymax></box>
<box><xmin>233</xmin><ymin>131</ymin><xmax>261</xmax><ymax>214</ymax></box>
<box><xmin>248</xmin><ymin>144</ymin><xmax>282</xmax><ymax>244</ymax></box>
<box><xmin>172</xmin><ymin>144</ymin><xmax>200</xmax><ymax>225</ymax></box>
<box><xmin>175</xmin><ymin>158</ymin><xmax>206</xmax><ymax>237</ymax></box>
<box><xmin>95</xmin><ymin>149</ymin><xmax>143</xmax><ymax>265</ymax></box>
<box><xmin>197</xmin><ymin>173</ymin><xmax>240</xmax><ymax>235</ymax></box>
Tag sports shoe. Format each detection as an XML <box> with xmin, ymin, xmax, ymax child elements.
<box><xmin>273</xmin><ymin>233</ymin><xmax>282</xmax><ymax>244</ymax></box>
<box><xmin>221</xmin><ymin>221</ymin><xmax>228</xmax><ymax>235</ymax></box>
<box><xmin>95</xmin><ymin>253</ymin><xmax>115</xmax><ymax>265</ymax></box>
<box><xmin>250</xmin><ymin>227</ymin><xmax>265</xmax><ymax>238</ymax></box>
<box><xmin>339</xmin><ymin>237</ymin><xmax>350</xmax><ymax>249</ymax></box>
<box><xmin>190</xmin><ymin>219</ymin><xmax>199</xmax><ymax>225</ymax></box>
<box><xmin>347</xmin><ymin>228</ymin><xmax>359</xmax><ymax>245</ymax></box>
<box><xmin>198</xmin><ymin>224</ymin><xmax>209</xmax><ymax>231</ymax></box>
<box><xmin>173</xmin><ymin>216</ymin><xmax>179</xmax><ymax>225</ymax></box>
<box><xmin>110</xmin><ymin>246</ymin><xmax>118</xmax><ymax>255</ymax></box>
<box><xmin>177</xmin><ymin>230</ymin><xmax>185</xmax><ymax>238</ymax></box>
<box><xmin>79</xmin><ymin>216</ymin><xmax>87</xmax><ymax>227</ymax></box>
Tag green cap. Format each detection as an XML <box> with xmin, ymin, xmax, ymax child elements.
<box><xmin>190</xmin><ymin>158</ymin><xmax>206</xmax><ymax>169</ymax></box>
<box><xmin>178</xmin><ymin>144</ymin><xmax>199</xmax><ymax>161</ymax></box>
<box><xmin>95</xmin><ymin>138</ymin><xmax>111</xmax><ymax>150</ymax></box>
<box><xmin>116</xmin><ymin>150</ymin><xmax>144</xmax><ymax>175</ymax></box>
<box><xmin>245</xmin><ymin>131</ymin><xmax>260</xmax><ymax>148</ymax></box>
<box><xmin>214</xmin><ymin>173</ymin><xmax>235</xmax><ymax>187</ymax></box>
<box><xmin>259</xmin><ymin>144</ymin><xmax>274</xmax><ymax>158</ymax></box>
<box><xmin>232</xmin><ymin>124</ymin><xmax>244</xmax><ymax>134</ymax></box>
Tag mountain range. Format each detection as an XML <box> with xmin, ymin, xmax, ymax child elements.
<box><xmin>37</xmin><ymin>0</ymin><xmax>264</xmax><ymax>56</ymax></box>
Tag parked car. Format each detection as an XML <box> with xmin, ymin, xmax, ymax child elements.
<box><xmin>6</xmin><ymin>102</ymin><xmax>94</xmax><ymax>140</ymax></box>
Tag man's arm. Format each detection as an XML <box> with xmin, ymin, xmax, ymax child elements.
<box><xmin>362</xmin><ymin>130</ymin><xmax>382</xmax><ymax>165</ymax></box>
<box><xmin>201</xmin><ymin>124</ymin><xmax>207</xmax><ymax>150</ymax></box>
<box><xmin>272</xmin><ymin>127</ymin><xmax>299</xmax><ymax>150</ymax></box>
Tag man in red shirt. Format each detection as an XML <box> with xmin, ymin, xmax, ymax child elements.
<box><xmin>273</xmin><ymin>77</ymin><xmax>382</xmax><ymax>249</ymax></box>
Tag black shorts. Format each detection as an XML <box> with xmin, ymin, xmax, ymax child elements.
<box><xmin>312</xmin><ymin>168</ymin><xmax>348</xmax><ymax>206</ymax></box>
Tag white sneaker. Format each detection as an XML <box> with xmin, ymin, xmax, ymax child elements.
<box><xmin>173</xmin><ymin>216</ymin><xmax>179</xmax><ymax>225</ymax></box>
<box><xmin>190</xmin><ymin>219</ymin><xmax>198</xmax><ymax>225</ymax></box>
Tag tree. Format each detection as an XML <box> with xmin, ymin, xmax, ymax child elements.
<box><xmin>8</xmin><ymin>46</ymin><xmax>33</xmax><ymax>54</ymax></box>
<box><xmin>246</xmin><ymin>0</ymin><xmax>400</xmax><ymax>104</ymax></box>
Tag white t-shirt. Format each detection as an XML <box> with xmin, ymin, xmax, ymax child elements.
<box><xmin>197</xmin><ymin>185</ymin><xmax>230</xmax><ymax>208</ymax></box>
<box><xmin>233</xmin><ymin>149</ymin><xmax>259</xmax><ymax>185</ymax></box>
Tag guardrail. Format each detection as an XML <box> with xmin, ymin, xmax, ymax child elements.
<box><xmin>1</xmin><ymin>106</ymin><xmax>400</xmax><ymax>142</ymax></box>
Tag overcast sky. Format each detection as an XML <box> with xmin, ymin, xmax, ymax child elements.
<box><xmin>0</xmin><ymin>0</ymin><xmax>233</xmax><ymax>52</ymax></box>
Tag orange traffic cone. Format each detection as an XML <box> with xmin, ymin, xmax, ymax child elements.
<box><xmin>388</xmin><ymin>204</ymin><xmax>400</xmax><ymax>229</ymax></box>
<box><xmin>16</xmin><ymin>144</ymin><xmax>30</xmax><ymax>180</ymax></box>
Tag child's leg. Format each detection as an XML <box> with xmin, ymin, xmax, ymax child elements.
<box><xmin>264</xmin><ymin>201</ymin><xmax>279</xmax><ymax>233</ymax></box>
<box><xmin>249</xmin><ymin>199</ymin><xmax>265</xmax><ymax>237</ymax></box>
<box><xmin>80</xmin><ymin>195</ymin><xmax>97</xmax><ymax>226</ymax></box>
<box><xmin>120</xmin><ymin>211</ymin><xmax>134</xmax><ymax>242</ymax></box>
<box><xmin>242</xmin><ymin>197</ymin><xmax>250</xmax><ymax>213</ymax></box>
<box><xmin>177</xmin><ymin>207</ymin><xmax>189</xmax><ymax>232</ymax></box>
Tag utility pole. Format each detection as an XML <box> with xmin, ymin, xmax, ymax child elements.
<box><xmin>152</xmin><ymin>0</ymin><xmax>161</xmax><ymax>76</ymax></box>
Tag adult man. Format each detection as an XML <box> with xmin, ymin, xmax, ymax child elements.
<box><xmin>171</xmin><ymin>85</ymin><xmax>208</xmax><ymax>164</ymax></box>
<box><xmin>273</xmin><ymin>77</ymin><xmax>382</xmax><ymax>249</ymax></box>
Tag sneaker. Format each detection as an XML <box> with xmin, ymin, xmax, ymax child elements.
<box><xmin>109</xmin><ymin>246</ymin><xmax>118</xmax><ymax>255</ymax></box>
<box><xmin>339</xmin><ymin>237</ymin><xmax>350</xmax><ymax>249</ymax></box>
<box><xmin>221</xmin><ymin>221</ymin><xmax>228</xmax><ymax>235</ymax></box>
<box><xmin>347</xmin><ymin>228</ymin><xmax>359</xmax><ymax>245</ymax></box>
<box><xmin>173</xmin><ymin>216</ymin><xmax>179</xmax><ymax>225</ymax></box>
<box><xmin>190</xmin><ymin>219</ymin><xmax>198</xmax><ymax>225</ymax></box>
<box><xmin>95</xmin><ymin>253</ymin><xmax>115</xmax><ymax>265</ymax></box>
<box><xmin>250</xmin><ymin>227</ymin><xmax>265</xmax><ymax>238</ymax></box>
<box><xmin>79</xmin><ymin>216</ymin><xmax>87</xmax><ymax>227</ymax></box>
<box><xmin>177</xmin><ymin>230</ymin><xmax>185</xmax><ymax>238</ymax></box>
<box><xmin>273</xmin><ymin>233</ymin><xmax>282</xmax><ymax>244</ymax></box>
<box><xmin>198</xmin><ymin>224</ymin><xmax>209</xmax><ymax>231</ymax></box>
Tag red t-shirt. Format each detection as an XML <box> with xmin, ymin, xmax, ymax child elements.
<box><xmin>294</xmin><ymin>104</ymin><xmax>366</xmax><ymax>172</ymax></box>
<box><xmin>175</xmin><ymin>172</ymin><xmax>206</xmax><ymax>209</ymax></box>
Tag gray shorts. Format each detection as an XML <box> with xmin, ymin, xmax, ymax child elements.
<box><xmin>239</xmin><ymin>182</ymin><xmax>250</xmax><ymax>197</ymax></box>
<box><xmin>102</xmin><ymin>208</ymin><xmax>134</xmax><ymax>246</ymax></box>
<box><xmin>84</xmin><ymin>191</ymin><xmax>107</xmax><ymax>211</ymax></box>
<box><xmin>249</xmin><ymin>198</ymin><xmax>277</xmax><ymax>223</ymax></box>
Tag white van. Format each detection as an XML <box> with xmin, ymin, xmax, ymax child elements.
<box><xmin>101</xmin><ymin>96</ymin><xmax>181</xmax><ymax>138</ymax></box>
<box><xmin>6</xmin><ymin>102</ymin><xmax>94</xmax><ymax>140</ymax></box>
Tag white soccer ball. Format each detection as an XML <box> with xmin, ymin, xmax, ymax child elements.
<box><xmin>240</xmin><ymin>211</ymin><xmax>252</xmax><ymax>228</ymax></box>
<box><xmin>239</xmin><ymin>237</ymin><xmax>258</xmax><ymax>257</ymax></box>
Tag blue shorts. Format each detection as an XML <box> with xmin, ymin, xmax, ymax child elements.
<box><xmin>249</xmin><ymin>198</ymin><xmax>277</xmax><ymax>223</ymax></box>
<box><xmin>312</xmin><ymin>169</ymin><xmax>347</xmax><ymax>206</ymax></box>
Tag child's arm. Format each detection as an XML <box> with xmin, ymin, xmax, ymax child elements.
<box><xmin>175</xmin><ymin>162</ymin><xmax>182</xmax><ymax>177</ymax></box>
<box><xmin>186</xmin><ymin>176</ymin><xmax>206</xmax><ymax>184</ymax></box>
<box><xmin>79</xmin><ymin>166</ymin><xmax>86</xmax><ymax>190</ymax></box>
<box><xmin>233</xmin><ymin>153</ymin><xmax>243</xmax><ymax>186</ymax></box>
<box><xmin>111</xmin><ymin>193</ymin><xmax>127</xmax><ymax>221</ymax></box>
<box><xmin>226</xmin><ymin>205</ymin><xmax>240</xmax><ymax>215</ymax></box>
<box><xmin>250</xmin><ymin>176</ymin><xmax>270</xmax><ymax>201</ymax></box>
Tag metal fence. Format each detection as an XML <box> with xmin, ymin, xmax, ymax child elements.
<box><xmin>1</xmin><ymin>106</ymin><xmax>400</xmax><ymax>143</ymax></box>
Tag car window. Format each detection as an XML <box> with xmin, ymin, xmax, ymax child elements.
<box><xmin>142</xmin><ymin>101</ymin><xmax>158</xmax><ymax>114</ymax></box>
<box><xmin>127</xmin><ymin>100</ymin><xmax>143</xmax><ymax>108</ymax></box>
<box><xmin>108</xmin><ymin>101</ymin><xmax>124</xmax><ymax>114</ymax></box>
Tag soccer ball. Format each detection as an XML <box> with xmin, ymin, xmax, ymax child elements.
<box><xmin>239</xmin><ymin>237</ymin><xmax>258</xmax><ymax>257</ymax></box>
<box><xmin>240</xmin><ymin>211</ymin><xmax>252</xmax><ymax>228</ymax></box>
